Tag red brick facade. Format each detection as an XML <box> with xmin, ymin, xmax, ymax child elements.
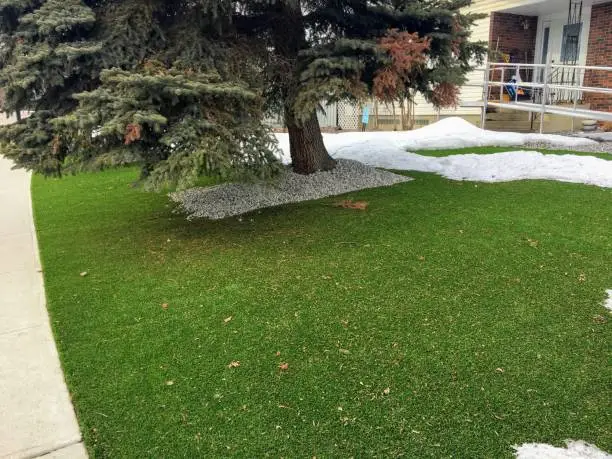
<box><xmin>489</xmin><ymin>12</ymin><xmax>538</xmax><ymax>64</ymax></box>
<box><xmin>584</xmin><ymin>1</ymin><xmax>612</xmax><ymax>111</ymax></box>
<box><xmin>488</xmin><ymin>13</ymin><xmax>538</xmax><ymax>97</ymax></box>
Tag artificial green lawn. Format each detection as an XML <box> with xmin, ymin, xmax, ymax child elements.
<box><xmin>33</xmin><ymin>167</ymin><xmax>611</xmax><ymax>457</ymax></box>
<box><xmin>414</xmin><ymin>146</ymin><xmax>612</xmax><ymax>161</ymax></box>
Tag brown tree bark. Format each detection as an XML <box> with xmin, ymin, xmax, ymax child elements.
<box><xmin>286</xmin><ymin>110</ymin><xmax>336</xmax><ymax>174</ymax></box>
<box><xmin>270</xmin><ymin>0</ymin><xmax>336</xmax><ymax>175</ymax></box>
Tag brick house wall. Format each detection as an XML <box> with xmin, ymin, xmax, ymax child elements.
<box><xmin>488</xmin><ymin>13</ymin><xmax>538</xmax><ymax>98</ymax></box>
<box><xmin>584</xmin><ymin>1</ymin><xmax>612</xmax><ymax>112</ymax></box>
<box><xmin>489</xmin><ymin>12</ymin><xmax>539</xmax><ymax>64</ymax></box>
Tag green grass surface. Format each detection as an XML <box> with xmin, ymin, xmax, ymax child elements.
<box><xmin>414</xmin><ymin>146</ymin><xmax>612</xmax><ymax>160</ymax></box>
<box><xmin>33</xmin><ymin>168</ymin><xmax>612</xmax><ymax>457</ymax></box>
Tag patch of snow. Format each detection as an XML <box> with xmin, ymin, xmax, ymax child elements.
<box><xmin>275</xmin><ymin>117</ymin><xmax>598</xmax><ymax>164</ymax></box>
<box><xmin>514</xmin><ymin>440</ymin><xmax>612</xmax><ymax>459</ymax></box>
<box><xmin>604</xmin><ymin>290</ymin><xmax>612</xmax><ymax>312</ymax></box>
<box><xmin>274</xmin><ymin>118</ymin><xmax>612</xmax><ymax>188</ymax></box>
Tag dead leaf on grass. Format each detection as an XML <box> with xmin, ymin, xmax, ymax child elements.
<box><xmin>578</xmin><ymin>273</ymin><xmax>586</xmax><ymax>282</ymax></box>
<box><xmin>275</xmin><ymin>351</ymin><xmax>281</xmax><ymax>357</ymax></box>
<box><xmin>593</xmin><ymin>314</ymin><xmax>607</xmax><ymax>324</ymax></box>
<box><xmin>228</xmin><ymin>361</ymin><xmax>241</xmax><ymax>368</ymax></box>
<box><xmin>279</xmin><ymin>362</ymin><xmax>289</xmax><ymax>371</ymax></box>
<box><xmin>161</xmin><ymin>303</ymin><xmax>169</xmax><ymax>310</ymax></box>
<box><xmin>527</xmin><ymin>238</ymin><xmax>539</xmax><ymax>248</ymax></box>
<box><xmin>495</xmin><ymin>367</ymin><xmax>504</xmax><ymax>373</ymax></box>
<box><xmin>224</xmin><ymin>316</ymin><xmax>233</xmax><ymax>323</ymax></box>
<box><xmin>165</xmin><ymin>380</ymin><xmax>174</xmax><ymax>386</ymax></box>
<box><xmin>383</xmin><ymin>387</ymin><xmax>391</xmax><ymax>395</ymax></box>
<box><xmin>79</xmin><ymin>271</ymin><xmax>88</xmax><ymax>277</ymax></box>
<box><xmin>333</xmin><ymin>199</ymin><xmax>369</xmax><ymax>210</ymax></box>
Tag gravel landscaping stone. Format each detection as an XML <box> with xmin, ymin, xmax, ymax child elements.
<box><xmin>171</xmin><ymin>159</ymin><xmax>412</xmax><ymax>220</ymax></box>
<box><xmin>523</xmin><ymin>140</ymin><xmax>612</xmax><ymax>154</ymax></box>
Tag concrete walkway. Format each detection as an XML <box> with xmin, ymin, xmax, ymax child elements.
<box><xmin>0</xmin><ymin>157</ymin><xmax>86</xmax><ymax>458</ymax></box>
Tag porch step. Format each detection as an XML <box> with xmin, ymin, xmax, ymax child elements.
<box><xmin>485</xmin><ymin>120</ymin><xmax>535</xmax><ymax>133</ymax></box>
<box><xmin>486</xmin><ymin>111</ymin><xmax>533</xmax><ymax>122</ymax></box>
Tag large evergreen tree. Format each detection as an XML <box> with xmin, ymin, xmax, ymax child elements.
<box><xmin>0</xmin><ymin>0</ymin><xmax>485</xmax><ymax>189</ymax></box>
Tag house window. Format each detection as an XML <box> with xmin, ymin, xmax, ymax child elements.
<box><xmin>560</xmin><ymin>23</ymin><xmax>581</xmax><ymax>64</ymax></box>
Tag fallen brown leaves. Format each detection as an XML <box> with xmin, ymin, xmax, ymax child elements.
<box><xmin>593</xmin><ymin>314</ymin><xmax>607</xmax><ymax>324</ymax></box>
<box><xmin>333</xmin><ymin>200</ymin><xmax>369</xmax><ymax>210</ymax></box>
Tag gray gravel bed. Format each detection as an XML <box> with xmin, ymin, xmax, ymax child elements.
<box><xmin>171</xmin><ymin>159</ymin><xmax>412</xmax><ymax>220</ymax></box>
<box><xmin>523</xmin><ymin>140</ymin><xmax>612</xmax><ymax>154</ymax></box>
<box><xmin>561</xmin><ymin>131</ymin><xmax>612</xmax><ymax>142</ymax></box>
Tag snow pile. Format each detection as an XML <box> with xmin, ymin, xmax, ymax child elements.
<box><xmin>514</xmin><ymin>440</ymin><xmax>612</xmax><ymax>459</ymax></box>
<box><xmin>274</xmin><ymin>118</ymin><xmax>612</xmax><ymax>188</ymax></box>
<box><xmin>274</xmin><ymin>117</ymin><xmax>599</xmax><ymax>164</ymax></box>
<box><xmin>171</xmin><ymin>159</ymin><xmax>410</xmax><ymax>219</ymax></box>
<box><xmin>384</xmin><ymin>151</ymin><xmax>611</xmax><ymax>188</ymax></box>
<box><xmin>604</xmin><ymin>290</ymin><xmax>612</xmax><ymax>312</ymax></box>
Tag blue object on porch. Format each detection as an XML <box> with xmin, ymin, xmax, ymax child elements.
<box><xmin>504</xmin><ymin>78</ymin><xmax>531</xmax><ymax>101</ymax></box>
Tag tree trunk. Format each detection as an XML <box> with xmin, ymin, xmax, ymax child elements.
<box><xmin>268</xmin><ymin>0</ymin><xmax>336</xmax><ymax>175</ymax></box>
<box><xmin>286</xmin><ymin>110</ymin><xmax>336</xmax><ymax>174</ymax></box>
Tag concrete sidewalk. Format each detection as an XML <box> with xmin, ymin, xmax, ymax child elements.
<box><xmin>0</xmin><ymin>157</ymin><xmax>86</xmax><ymax>458</ymax></box>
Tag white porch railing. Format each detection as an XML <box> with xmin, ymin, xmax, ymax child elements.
<box><xmin>469</xmin><ymin>61</ymin><xmax>612</xmax><ymax>133</ymax></box>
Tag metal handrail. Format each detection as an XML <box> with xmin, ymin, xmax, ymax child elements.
<box><xmin>485</xmin><ymin>82</ymin><xmax>612</xmax><ymax>94</ymax></box>
<box><xmin>480</xmin><ymin>60</ymin><xmax>612</xmax><ymax>132</ymax></box>
<box><xmin>477</xmin><ymin>63</ymin><xmax>612</xmax><ymax>72</ymax></box>
<box><xmin>550</xmin><ymin>64</ymin><xmax>612</xmax><ymax>71</ymax></box>
<box><xmin>547</xmin><ymin>84</ymin><xmax>612</xmax><ymax>94</ymax></box>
